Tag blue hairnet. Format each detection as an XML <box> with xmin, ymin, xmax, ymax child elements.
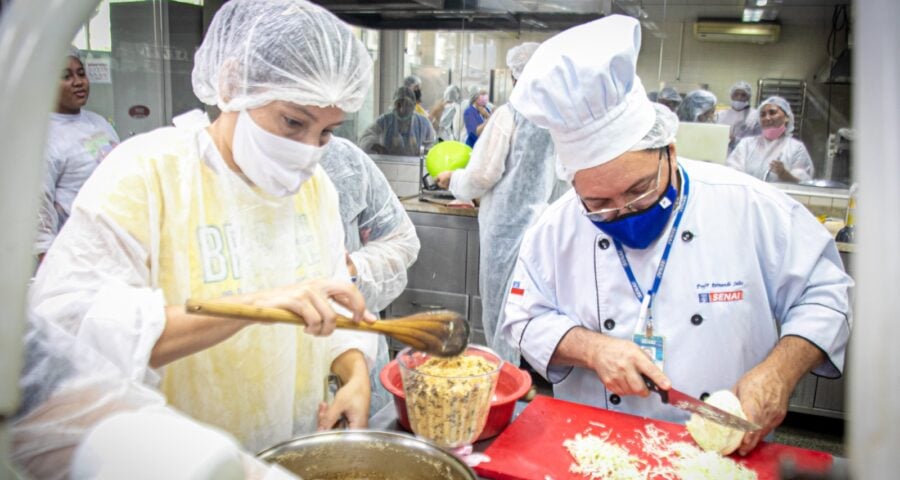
<box><xmin>729</xmin><ymin>81</ymin><xmax>752</xmax><ymax>98</ymax></box>
<box><xmin>192</xmin><ymin>0</ymin><xmax>373</xmax><ymax>113</ymax></box>
<box><xmin>757</xmin><ymin>95</ymin><xmax>796</xmax><ymax>133</ymax></box>
<box><xmin>403</xmin><ymin>75</ymin><xmax>421</xmax><ymax>89</ymax></box>
<box><xmin>658</xmin><ymin>86</ymin><xmax>682</xmax><ymax>103</ymax></box>
<box><xmin>677</xmin><ymin>90</ymin><xmax>717</xmax><ymax>122</ymax></box>
<box><xmin>443</xmin><ymin>85</ymin><xmax>462</xmax><ymax>103</ymax></box>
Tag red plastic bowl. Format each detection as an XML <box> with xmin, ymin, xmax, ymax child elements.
<box><xmin>379</xmin><ymin>347</ymin><xmax>533</xmax><ymax>441</ymax></box>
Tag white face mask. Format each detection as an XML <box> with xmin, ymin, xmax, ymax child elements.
<box><xmin>231</xmin><ymin>110</ymin><xmax>326</xmax><ymax>197</ymax></box>
<box><xmin>731</xmin><ymin>100</ymin><xmax>749</xmax><ymax>111</ymax></box>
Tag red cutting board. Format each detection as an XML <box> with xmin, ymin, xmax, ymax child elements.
<box><xmin>475</xmin><ymin>396</ymin><xmax>833</xmax><ymax>480</ymax></box>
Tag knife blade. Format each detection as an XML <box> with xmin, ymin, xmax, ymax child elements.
<box><xmin>641</xmin><ymin>375</ymin><xmax>762</xmax><ymax>432</ymax></box>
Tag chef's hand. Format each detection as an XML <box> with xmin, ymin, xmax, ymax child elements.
<box><xmin>436</xmin><ymin>171</ymin><xmax>453</xmax><ymax>189</ymax></box>
<box><xmin>318</xmin><ymin>351</ymin><xmax>371</xmax><ymax>430</ymax></box>
<box><xmin>733</xmin><ymin>362</ymin><xmax>791</xmax><ymax>455</ymax></box>
<box><xmin>588</xmin><ymin>334</ymin><xmax>671</xmax><ymax>397</ymax></box>
<box><xmin>251</xmin><ymin>279</ymin><xmax>376</xmax><ymax>336</ymax></box>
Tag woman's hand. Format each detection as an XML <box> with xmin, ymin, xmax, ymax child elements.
<box><xmin>251</xmin><ymin>279</ymin><xmax>374</xmax><ymax>336</ymax></box>
<box><xmin>436</xmin><ymin>171</ymin><xmax>453</xmax><ymax>189</ymax></box>
<box><xmin>769</xmin><ymin>160</ymin><xmax>798</xmax><ymax>183</ymax></box>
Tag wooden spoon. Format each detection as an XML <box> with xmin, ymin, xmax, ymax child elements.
<box><xmin>184</xmin><ymin>299</ymin><xmax>470</xmax><ymax>357</ymax></box>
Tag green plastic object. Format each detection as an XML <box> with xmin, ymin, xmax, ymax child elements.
<box><xmin>425</xmin><ymin>140</ymin><xmax>472</xmax><ymax>178</ymax></box>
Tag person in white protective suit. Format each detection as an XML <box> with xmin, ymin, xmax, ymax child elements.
<box><xmin>677</xmin><ymin>89</ymin><xmax>718</xmax><ymax>123</ymax></box>
<box><xmin>716</xmin><ymin>80</ymin><xmax>760</xmax><ymax>152</ymax></box>
<box><xmin>434</xmin><ymin>42</ymin><xmax>568</xmax><ymax>362</ymax></box>
<box><xmin>358</xmin><ymin>87</ymin><xmax>436</xmax><ymax>156</ymax></box>
<box><xmin>11</xmin><ymin>314</ymin><xmax>298</xmax><ymax>480</ymax></box>
<box><xmin>24</xmin><ymin>0</ymin><xmax>381</xmax><ymax>462</ymax></box>
<box><xmin>656</xmin><ymin>86</ymin><xmax>682</xmax><ymax>113</ymax></box>
<box><xmin>431</xmin><ymin>85</ymin><xmax>464</xmax><ymax>142</ymax></box>
<box><xmin>500</xmin><ymin>15</ymin><xmax>852</xmax><ymax>456</ymax></box>
<box><xmin>727</xmin><ymin>95</ymin><xmax>814</xmax><ymax>183</ymax></box>
<box><xmin>36</xmin><ymin>47</ymin><xmax>119</xmax><ymax>261</ymax></box>
<box><xmin>319</xmin><ymin>139</ymin><xmax>421</xmax><ymax>415</ymax></box>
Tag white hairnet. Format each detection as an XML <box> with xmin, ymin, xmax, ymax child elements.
<box><xmin>506</xmin><ymin>42</ymin><xmax>540</xmax><ymax>80</ymax></box>
<box><xmin>192</xmin><ymin>0</ymin><xmax>373</xmax><ymax>113</ymax></box>
<box><xmin>676</xmin><ymin>89</ymin><xmax>717</xmax><ymax>122</ymax></box>
<box><xmin>443</xmin><ymin>85</ymin><xmax>462</xmax><ymax>103</ymax></box>
<box><xmin>729</xmin><ymin>80</ymin><xmax>752</xmax><ymax>98</ymax></box>
<box><xmin>658</xmin><ymin>86</ymin><xmax>682</xmax><ymax>103</ymax></box>
<box><xmin>630</xmin><ymin>103</ymin><xmax>679</xmax><ymax>152</ymax></box>
<box><xmin>67</xmin><ymin>46</ymin><xmax>82</xmax><ymax>62</ymax></box>
<box><xmin>757</xmin><ymin>95</ymin><xmax>796</xmax><ymax>134</ymax></box>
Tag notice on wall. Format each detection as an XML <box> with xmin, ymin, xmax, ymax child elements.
<box><xmin>85</xmin><ymin>57</ymin><xmax>112</xmax><ymax>84</ymax></box>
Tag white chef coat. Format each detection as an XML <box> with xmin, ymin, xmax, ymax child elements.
<box><xmin>501</xmin><ymin>159</ymin><xmax>852</xmax><ymax>423</ymax></box>
<box><xmin>727</xmin><ymin>135</ymin><xmax>814</xmax><ymax>183</ymax></box>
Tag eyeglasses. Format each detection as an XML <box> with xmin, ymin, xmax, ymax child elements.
<box><xmin>581</xmin><ymin>149</ymin><xmax>668</xmax><ymax>222</ymax></box>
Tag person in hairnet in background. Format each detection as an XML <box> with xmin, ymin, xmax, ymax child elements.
<box><xmin>429</xmin><ymin>85</ymin><xmax>464</xmax><ymax>141</ymax></box>
<box><xmin>656</xmin><ymin>86</ymin><xmax>682</xmax><ymax>113</ymax></box>
<box><xmin>319</xmin><ymin>141</ymin><xmax>421</xmax><ymax>415</ymax></box>
<box><xmin>727</xmin><ymin>96</ymin><xmax>813</xmax><ymax>183</ymax></box>
<box><xmin>36</xmin><ymin>48</ymin><xmax>119</xmax><ymax>263</ymax></box>
<box><xmin>677</xmin><ymin>89</ymin><xmax>718</xmax><ymax>123</ymax></box>
<box><xmin>404</xmin><ymin>75</ymin><xmax>427</xmax><ymax>116</ymax></box>
<box><xmin>359</xmin><ymin>87</ymin><xmax>435</xmax><ymax>156</ymax></box>
<box><xmin>26</xmin><ymin>0</ymin><xmax>381</xmax><ymax>457</ymax></box>
<box><xmin>463</xmin><ymin>87</ymin><xmax>492</xmax><ymax>147</ymax></box>
<box><xmin>717</xmin><ymin>81</ymin><xmax>761</xmax><ymax>152</ymax></box>
<box><xmin>501</xmin><ymin>15</ymin><xmax>851</xmax><ymax>456</ymax></box>
<box><xmin>434</xmin><ymin>42</ymin><xmax>568</xmax><ymax>363</ymax></box>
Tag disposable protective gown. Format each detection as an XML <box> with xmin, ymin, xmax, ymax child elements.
<box><xmin>28</xmin><ymin>124</ymin><xmax>378</xmax><ymax>453</ymax></box>
<box><xmin>450</xmin><ymin>104</ymin><xmax>567</xmax><ymax>362</ymax></box>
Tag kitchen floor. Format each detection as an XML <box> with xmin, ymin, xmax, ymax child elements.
<box><xmin>528</xmin><ymin>372</ymin><xmax>846</xmax><ymax>457</ymax></box>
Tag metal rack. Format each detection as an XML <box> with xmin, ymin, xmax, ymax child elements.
<box><xmin>757</xmin><ymin>78</ymin><xmax>807</xmax><ymax>136</ymax></box>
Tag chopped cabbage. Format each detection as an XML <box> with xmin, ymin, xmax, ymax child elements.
<box><xmin>685</xmin><ymin>390</ymin><xmax>747</xmax><ymax>455</ymax></box>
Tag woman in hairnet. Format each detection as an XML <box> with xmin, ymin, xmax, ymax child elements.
<box><xmin>37</xmin><ymin>48</ymin><xmax>119</xmax><ymax>262</ymax></box>
<box><xmin>28</xmin><ymin>0</ymin><xmax>380</xmax><ymax>454</ymax></box>
<box><xmin>727</xmin><ymin>96</ymin><xmax>813</xmax><ymax>183</ymax></box>
<box><xmin>463</xmin><ymin>88</ymin><xmax>492</xmax><ymax>147</ymax></box>
<box><xmin>656</xmin><ymin>86</ymin><xmax>682</xmax><ymax>113</ymax></box>
<box><xmin>434</xmin><ymin>43</ymin><xmax>568</xmax><ymax>362</ymax></box>
<box><xmin>318</xmin><ymin>140</ymin><xmax>421</xmax><ymax>415</ymax></box>
<box><xmin>717</xmin><ymin>81</ymin><xmax>761</xmax><ymax>152</ymax></box>
<box><xmin>358</xmin><ymin>87</ymin><xmax>435</xmax><ymax>156</ymax></box>
<box><xmin>403</xmin><ymin>75</ymin><xmax>427</xmax><ymax>116</ymax></box>
<box><xmin>676</xmin><ymin>89</ymin><xmax>718</xmax><ymax>123</ymax></box>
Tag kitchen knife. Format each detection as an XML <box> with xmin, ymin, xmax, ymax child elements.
<box><xmin>641</xmin><ymin>374</ymin><xmax>762</xmax><ymax>432</ymax></box>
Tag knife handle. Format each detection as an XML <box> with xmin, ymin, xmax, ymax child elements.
<box><xmin>641</xmin><ymin>374</ymin><xmax>669</xmax><ymax>403</ymax></box>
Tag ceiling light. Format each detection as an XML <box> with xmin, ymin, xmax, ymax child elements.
<box><xmin>742</xmin><ymin>8</ymin><xmax>764</xmax><ymax>22</ymax></box>
<box><xmin>756</xmin><ymin>0</ymin><xmax>768</xmax><ymax>6</ymax></box>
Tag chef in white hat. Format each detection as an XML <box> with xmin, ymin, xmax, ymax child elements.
<box><xmin>498</xmin><ymin>15</ymin><xmax>852</xmax><ymax>455</ymax></box>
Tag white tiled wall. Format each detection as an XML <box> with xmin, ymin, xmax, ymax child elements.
<box><xmin>374</xmin><ymin>159</ymin><xmax>421</xmax><ymax>197</ymax></box>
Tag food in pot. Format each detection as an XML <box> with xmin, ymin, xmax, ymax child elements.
<box><xmin>400</xmin><ymin>352</ymin><xmax>500</xmax><ymax>448</ymax></box>
<box><xmin>685</xmin><ymin>390</ymin><xmax>748</xmax><ymax>455</ymax></box>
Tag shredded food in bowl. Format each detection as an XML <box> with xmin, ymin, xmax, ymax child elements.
<box><xmin>403</xmin><ymin>354</ymin><xmax>498</xmax><ymax>448</ymax></box>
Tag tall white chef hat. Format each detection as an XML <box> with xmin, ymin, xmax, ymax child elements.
<box><xmin>509</xmin><ymin>15</ymin><xmax>657</xmax><ymax>182</ymax></box>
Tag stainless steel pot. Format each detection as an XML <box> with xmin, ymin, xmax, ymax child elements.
<box><xmin>257</xmin><ymin>430</ymin><xmax>477</xmax><ymax>479</ymax></box>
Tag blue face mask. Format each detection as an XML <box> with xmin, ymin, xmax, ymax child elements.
<box><xmin>591</xmin><ymin>174</ymin><xmax>678</xmax><ymax>250</ymax></box>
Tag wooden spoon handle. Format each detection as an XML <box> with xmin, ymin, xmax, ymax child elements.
<box><xmin>185</xmin><ymin>298</ymin><xmax>367</xmax><ymax>329</ymax></box>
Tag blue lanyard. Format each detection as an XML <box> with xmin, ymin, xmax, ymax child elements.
<box><xmin>613</xmin><ymin>166</ymin><xmax>690</xmax><ymax>332</ymax></box>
